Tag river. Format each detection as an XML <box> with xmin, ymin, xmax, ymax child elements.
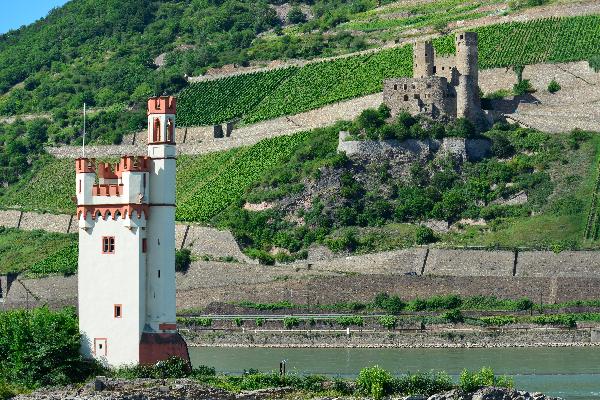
<box><xmin>190</xmin><ymin>347</ymin><xmax>600</xmax><ymax>399</ymax></box>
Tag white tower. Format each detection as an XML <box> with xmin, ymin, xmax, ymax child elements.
<box><xmin>77</xmin><ymin>96</ymin><xmax>188</xmax><ymax>367</ymax></box>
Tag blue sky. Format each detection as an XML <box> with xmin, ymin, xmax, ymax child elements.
<box><xmin>0</xmin><ymin>0</ymin><xmax>70</xmax><ymax>35</ymax></box>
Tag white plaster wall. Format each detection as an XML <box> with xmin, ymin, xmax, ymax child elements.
<box><xmin>145</xmin><ymin>145</ymin><xmax>177</xmax><ymax>331</ymax></box>
<box><xmin>78</xmin><ymin>214</ymin><xmax>146</xmax><ymax>366</ymax></box>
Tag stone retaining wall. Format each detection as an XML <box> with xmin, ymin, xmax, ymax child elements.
<box><xmin>183</xmin><ymin>327</ymin><xmax>597</xmax><ymax>348</ymax></box>
<box><xmin>425</xmin><ymin>249</ymin><xmax>515</xmax><ymax>277</ymax></box>
<box><xmin>19</xmin><ymin>212</ymin><xmax>72</xmax><ymax>233</ymax></box>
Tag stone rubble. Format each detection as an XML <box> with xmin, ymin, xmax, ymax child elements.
<box><xmin>15</xmin><ymin>381</ymin><xmax>563</xmax><ymax>400</ymax></box>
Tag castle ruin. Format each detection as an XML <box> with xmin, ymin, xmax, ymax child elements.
<box><xmin>383</xmin><ymin>32</ymin><xmax>484</xmax><ymax>127</ymax></box>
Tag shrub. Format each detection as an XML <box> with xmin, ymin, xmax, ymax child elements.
<box><xmin>234</xmin><ymin>317</ymin><xmax>244</xmax><ymax>327</ymax></box>
<box><xmin>255</xmin><ymin>318</ymin><xmax>265</xmax><ymax>327</ymax></box>
<box><xmin>287</xmin><ymin>6</ymin><xmax>307</xmax><ymax>24</ymax></box>
<box><xmin>175</xmin><ymin>248</ymin><xmax>192</xmax><ymax>272</ymax></box>
<box><xmin>336</xmin><ymin>316</ymin><xmax>364</xmax><ymax>327</ymax></box>
<box><xmin>283</xmin><ymin>316</ymin><xmax>300</xmax><ymax>329</ymax></box>
<box><xmin>0</xmin><ymin>307</ymin><xmax>100</xmax><ymax>388</ymax></box>
<box><xmin>379</xmin><ymin>315</ymin><xmax>397</xmax><ymax>330</ymax></box>
<box><xmin>245</xmin><ymin>248</ymin><xmax>275</xmax><ymax>265</ymax></box>
<box><xmin>193</xmin><ymin>365</ymin><xmax>217</xmax><ymax>377</ymax></box>
<box><xmin>481</xmin><ymin>316</ymin><xmax>517</xmax><ymax>326</ymax></box>
<box><xmin>391</xmin><ymin>371</ymin><xmax>453</xmax><ymax>396</ymax></box>
<box><xmin>415</xmin><ymin>226</ymin><xmax>436</xmax><ymax>245</ymax></box>
<box><xmin>513</xmin><ymin>79</ymin><xmax>533</xmax><ymax>96</ymax></box>
<box><xmin>547</xmin><ymin>80</ymin><xmax>561</xmax><ymax>93</ymax></box>
<box><xmin>590</xmin><ymin>55</ymin><xmax>600</xmax><ymax>73</ymax></box>
<box><xmin>459</xmin><ymin>367</ymin><xmax>513</xmax><ymax>393</ymax></box>
<box><xmin>356</xmin><ymin>366</ymin><xmax>393</xmax><ymax>400</ymax></box>
<box><xmin>442</xmin><ymin>309</ymin><xmax>464</xmax><ymax>323</ymax></box>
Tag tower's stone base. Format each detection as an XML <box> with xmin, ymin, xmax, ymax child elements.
<box><xmin>139</xmin><ymin>332</ymin><xmax>190</xmax><ymax>365</ymax></box>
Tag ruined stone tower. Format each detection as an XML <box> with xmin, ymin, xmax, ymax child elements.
<box><xmin>414</xmin><ymin>41</ymin><xmax>435</xmax><ymax>78</ymax></box>
<box><xmin>383</xmin><ymin>31</ymin><xmax>485</xmax><ymax>128</ymax></box>
<box><xmin>455</xmin><ymin>32</ymin><xmax>481</xmax><ymax>122</ymax></box>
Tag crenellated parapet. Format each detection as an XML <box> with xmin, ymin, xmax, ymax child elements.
<box><xmin>75</xmin><ymin>155</ymin><xmax>151</xmax><ymax>221</ymax></box>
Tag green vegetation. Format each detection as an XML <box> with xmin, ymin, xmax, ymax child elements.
<box><xmin>459</xmin><ymin>367</ymin><xmax>513</xmax><ymax>393</ymax></box>
<box><xmin>0</xmin><ymin>307</ymin><xmax>99</xmax><ymax>390</ymax></box>
<box><xmin>0</xmin><ymin>228</ymin><xmax>75</xmax><ymax>275</ymax></box>
<box><xmin>547</xmin><ymin>79</ymin><xmax>561</xmax><ymax>93</ymax></box>
<box><xmin>176</xmin><ymin>131</ymin><xmax>310</xmax><ymax>222</ymax></box>
<box><xmin>175</xmin><ymin>15</ymin><xmax>600</xmax><ymax>127</ymax></box>
<box><xmin>245</xmin><ymin>46</ymin><xmax>413</xmax><ymax>123</ymax></box>
<box><xmin>177</xmin><ymin>67</ymin><xmax>297</xmax><ymax>126</ymax></box>
<box><xmin>175</xmin><ymin>248</ymin><xmax>192</xmax><ymax>273</ymax></box>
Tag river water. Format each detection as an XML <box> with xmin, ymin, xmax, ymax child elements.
<box><xmin>190</xmin><ymin>347</ymin><xmax>600</xmax><ymax>399</ymax></box>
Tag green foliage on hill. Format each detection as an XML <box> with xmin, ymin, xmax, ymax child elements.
<box><xmin>0</xmin><ymin>227</ymin><xmax>75</xmax><ymax>275</ymax></box>
<box><xmin>0</xmin><ymin>0</ymin><xmax>281</xmax><ymax>118</ymax></box>
<box><xmin>0</xmin><ymin>307</ymin><xmax>99</xmax><ymax>389</ymax></box>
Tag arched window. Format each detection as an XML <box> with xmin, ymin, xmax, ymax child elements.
<box><xmin>153</xmin><ymin>118</ymin><xmax>161</xmax><ymax>142</ymax></box>
<box><xmin>167</xmin><ymin>118</ymin><xmax>174</xmax><ymax>143</ymax></box>
<box><xmin>403</xmin><ymin>95</ymin><xmax>409</xmax><ymax>101</ymax></box>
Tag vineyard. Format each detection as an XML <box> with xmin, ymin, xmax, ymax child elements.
<box><xmin>177</xmin><ymin>67</ymin><xmax>297</xmax><ymax>126</ymax></box>
<box><xmin>176</xmin><ymin>15</ymin><xmax>600</xmax><ymax>127</ymax></box>
<box><xmin>175</xmin><ymin>131</ymin><xmax>310</xmax><ymax>222</ymax></box>
<box><xmin>0</xmin><ymin>132</ymin><xmax>313</xmax><ymax>222</ymax></box>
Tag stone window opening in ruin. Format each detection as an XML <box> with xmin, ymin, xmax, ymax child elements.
<box><xmin>426</xmin><ymin>83</ymin><xmax>431</xmax><ymax>88</ymax></box>
<box><xmin>403</xmin><ymin>84</ymin><xmax>408</xmax><ymax>90</ymax></box>
<box><xmin>414</xmin><ymin>94</ymin><xmax>420</xmax><ymax>100</ymax></box>
<box><xmin>412</xmin><ymin>83</ymin><xmax>416</xmax><ymax>89</ymax></box>
<box><xmin>403</xmin><ymin>95</ymin><xmax>409</xmax><ymax>101</ymax></box>
<box><xmin>394</xmin><ymin>84</ymin><xmax>397</xmax><ymax>90</ymax></box>
<box><xmin>433</xmin><ymin>66</ymin><xmax>437</xmax><ymax>74</ymax></box>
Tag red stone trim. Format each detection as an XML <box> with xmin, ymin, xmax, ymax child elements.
<box><xmin>77</xmin><ymin>204</ymin><xmax>149</xmax><ymax>221</ymax></box>
<box><xmin>147</xmin><ymin>96</ymin><xmax>176</xmax><ymax>115</ymax></box>
<box><xmin>159</xmin><ymin>323</ymin><xmax>177</xmax><ymax>330</ymax></box>
<box><xmin>75</xmin><ymin>158</ymin><xmax>96</xmax><ymax>173</ymax></box>
<box><xmin>139</xmin><ymin>332</ymin><xmax>189</xmax><ymax>365</ymax></box>
<box><xmin>102</xmin><ymin>236</ymin><xmax>115</xmax><ymax>254</ymax></box>
<box><xmin>93</xmin><ymin>184</ymin><xmax>123</xmax><ymax>197</ymax></box>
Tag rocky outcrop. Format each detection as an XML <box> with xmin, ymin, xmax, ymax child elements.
<box><xmin>337</xmin><ymin>132</ymin><xmax>491</xmax><ymax>163</ymax></box>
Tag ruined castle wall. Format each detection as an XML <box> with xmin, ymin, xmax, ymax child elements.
<box><xmin>383</xmin><ymin>76</ymin><xmax>451</xmax><ymax>118</ymax></box>
<box><xmin>433</xmin><ymin>55</ymin><xmax>457</xmax><ymax>83</ymax></box>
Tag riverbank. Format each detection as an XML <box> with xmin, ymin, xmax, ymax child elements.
<box><xmin>182</xmin><ymin>327</ymin><xmax>600</xmax><ymax>348</ymax></box>
<box><xmin>14</xmin><ymin>378</ymin><xmax>560</xmax><ymax>400</ymax></box>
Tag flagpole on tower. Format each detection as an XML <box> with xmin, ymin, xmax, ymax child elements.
<box><xmin>82</xmin><ymin>103</ymin><xmax>86</xmax><ymax>158</ymax></box>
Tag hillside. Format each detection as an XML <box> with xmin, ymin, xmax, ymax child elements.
<box><xmin>3</xmin><ymin>109</ymin><xmax>599</xmax><ymax>264</ymax></box>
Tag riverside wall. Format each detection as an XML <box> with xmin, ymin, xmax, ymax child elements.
<box><xmin>182</xmin><ymin>328</ymin><xmax>599</xmax><ymax>348</ymax></box>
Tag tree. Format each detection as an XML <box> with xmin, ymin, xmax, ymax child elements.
<box><xmin>287</xmin><ymin>6</ymin><xmax>307</xmax><ymax>24</ymax></box>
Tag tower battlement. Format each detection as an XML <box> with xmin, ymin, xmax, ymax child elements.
<box><xmin>147</xmin><ymin>96</ymin><xmax>176</xmax><ymax>115</ymax></box>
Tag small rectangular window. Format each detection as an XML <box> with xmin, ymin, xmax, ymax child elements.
<box><xmin>78</xmin><ymin>180</ymin><xmax>81</xmax><ymax>193</ymax></box>
<box><xmin>158</xmin><ymin>270</ymin><xmax>161</xmax><ymax>278</ymax></box>
<box><xmin>114</xmin><ymin>304</ymin><xmax>122</xmax><ymax>318</ymax></box>
<box><xmin>102</xmin><ymin>236</ymin><xmax>115</xmax><ymax>254</ymax></box>
<box><xmin>142</xmin><ymin>238</ymin><xmax>147</xmax><ymax>253</ymax></box>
